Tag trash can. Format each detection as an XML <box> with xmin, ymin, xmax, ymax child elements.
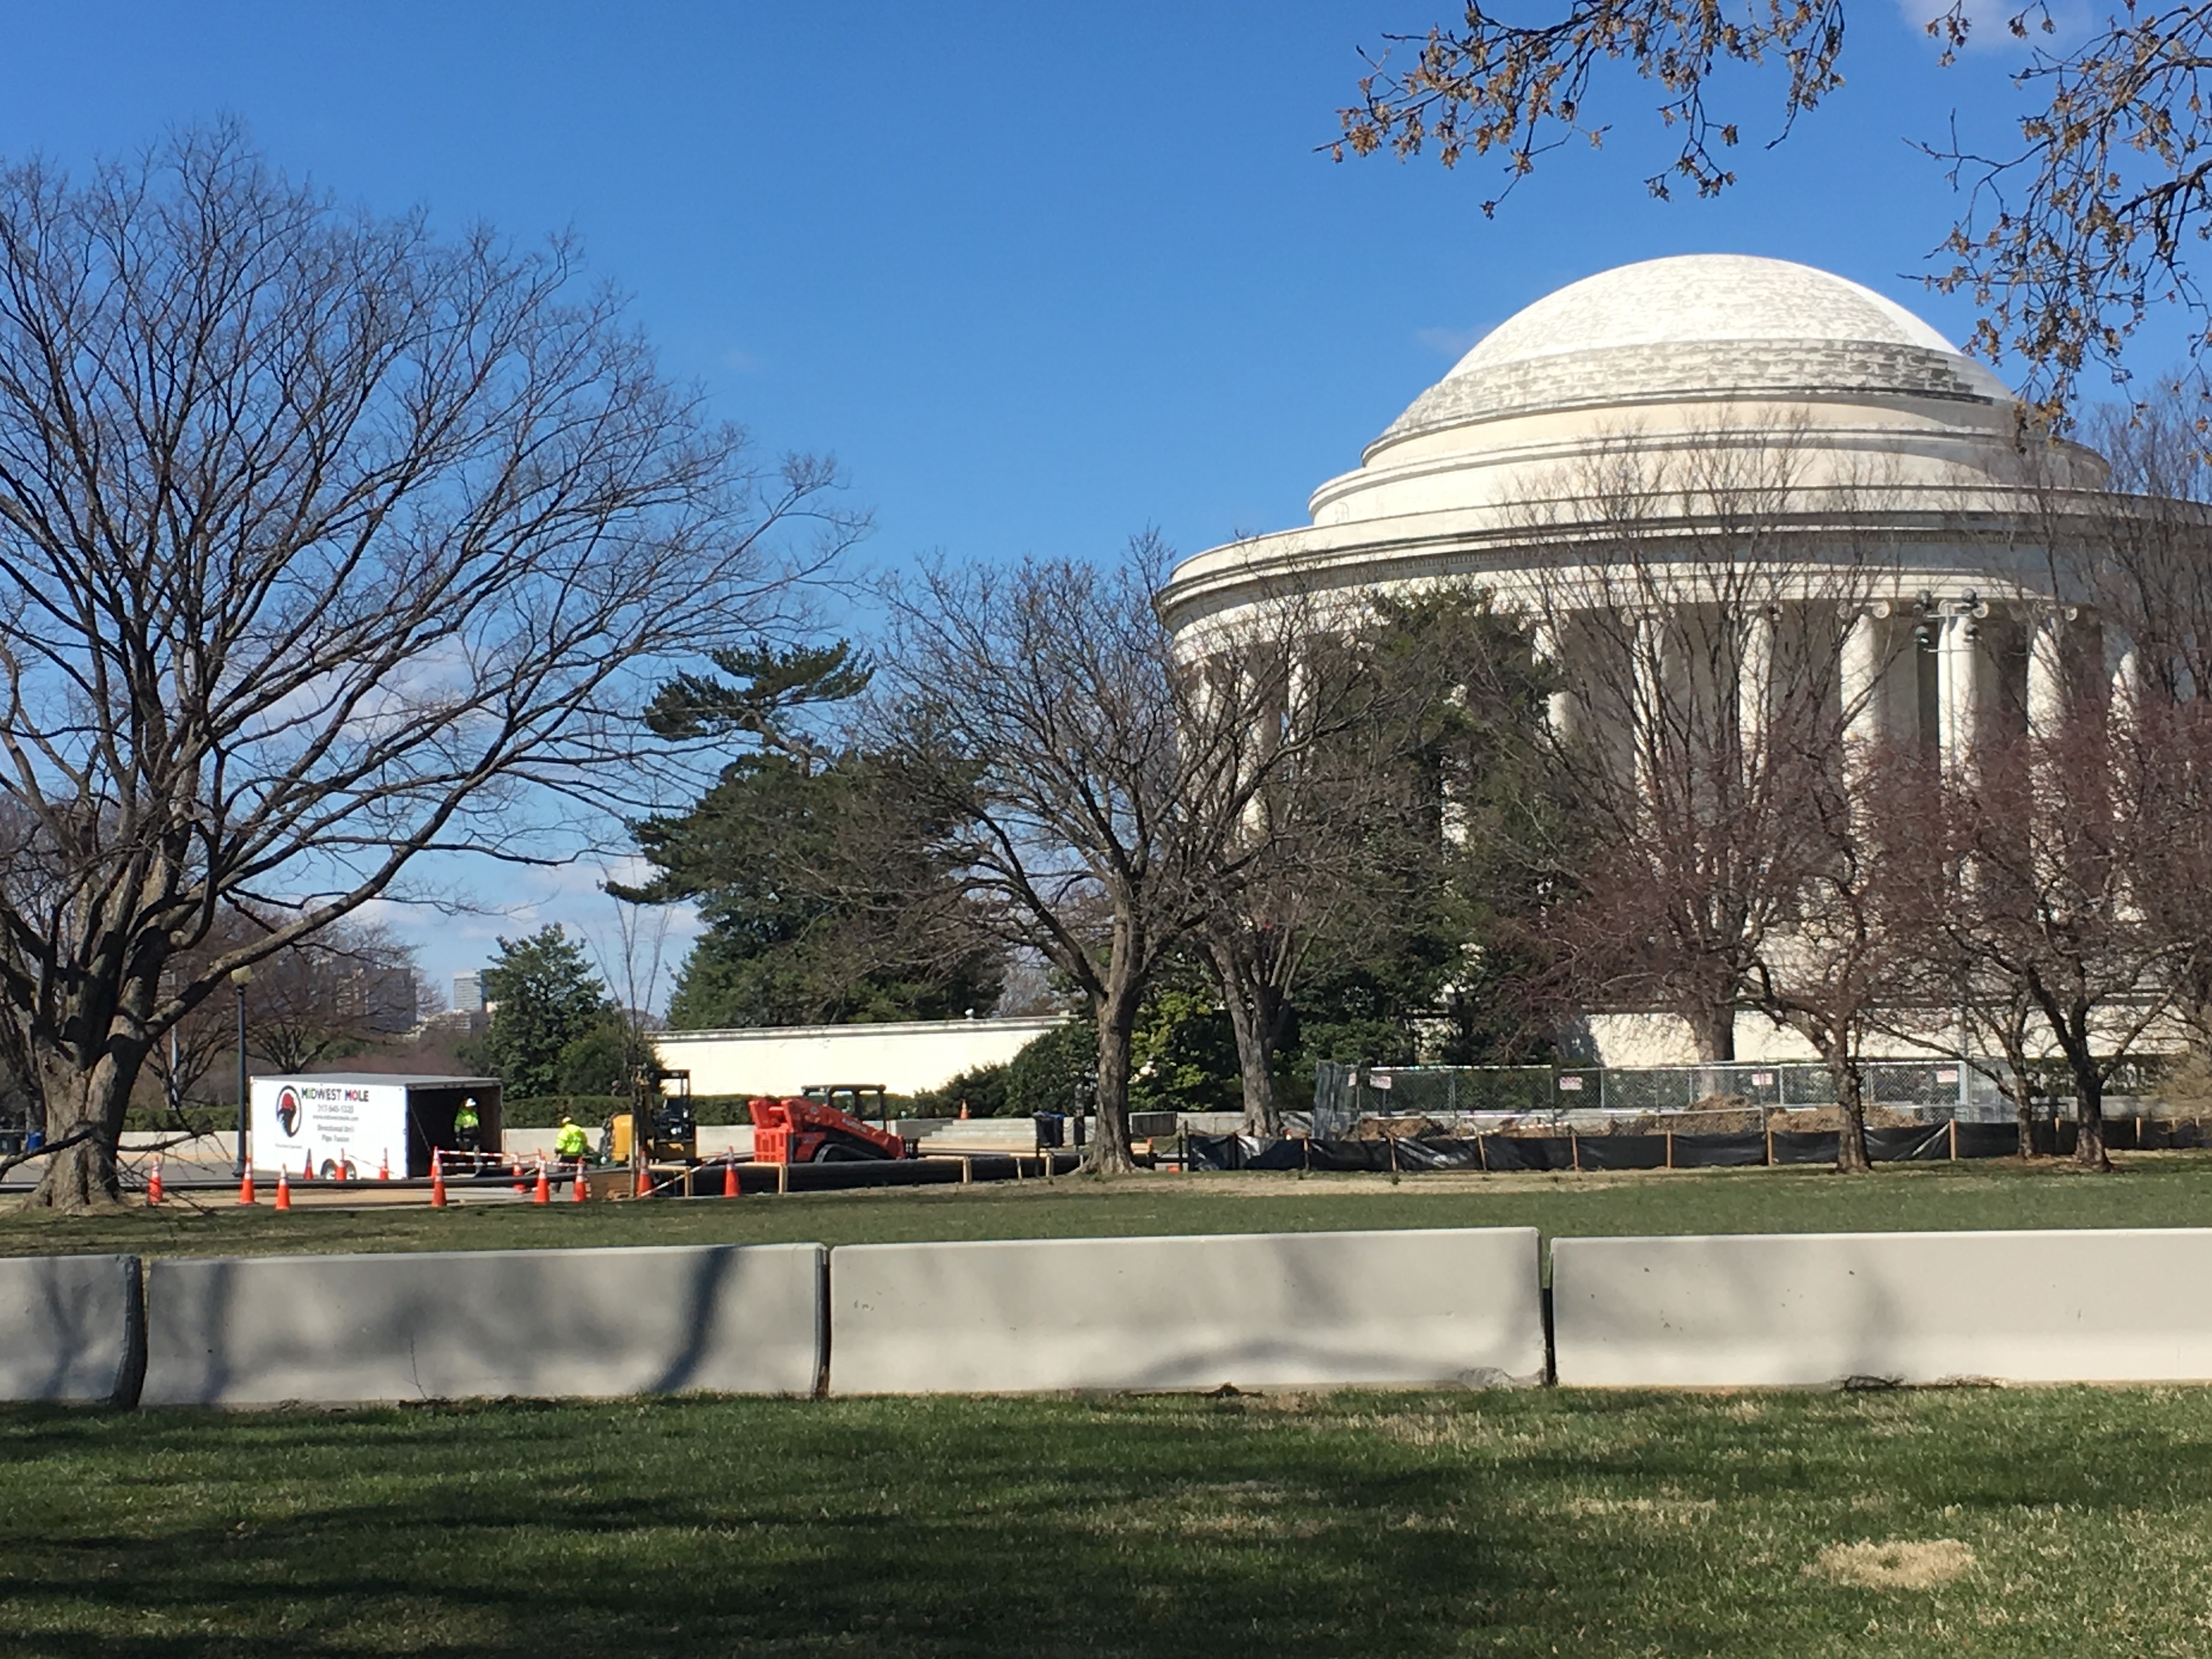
<box><xmin>1032</xmin><ymin>1112</ymin><xmax>1065</xmax><ymax>1151</ymax></box>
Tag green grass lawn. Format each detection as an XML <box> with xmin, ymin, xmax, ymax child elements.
<box><xmin>8</xmin><ymin>1153</ymin><xmax>2212</xmax><ymax>1261</ymax></box>
<box><xmin>7</xmin><ymin>1385</ymin><xmax>2210</xmax><ymax>1657</ymax></box>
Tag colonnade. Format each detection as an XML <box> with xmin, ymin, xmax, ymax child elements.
<box><xmin>1538</xmin><ymin>597</ymin><xmax>2144</xmax><ymax>786</ymax></box>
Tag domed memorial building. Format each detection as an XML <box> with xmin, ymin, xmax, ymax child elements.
<box><xmin>1160</xmin><ymin>254</ymin><xmax>2132</xmax><ymax>777</ymax></box>
<box><xmin>1158</xmin><ymin>254</ymin><xmax>2178</xmax><ymax>1064</ymax></box>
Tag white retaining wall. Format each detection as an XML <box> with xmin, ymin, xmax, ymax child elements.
<box><xmin>1553</xmin><ymin>1228</ymin><xmax>2212</xmax><ymax>1387</ymax></box>
<box><xmin>653</xmin><ymin>1015</ymin><xmax>1064</xmax><ymax>1099</ymax></box>
<box><xmin>828</xmin><ymin>1227</ymin><xmax>1545</xmax><ymax>1394</ymax></box>
<box><xmin>0</xmin><ymin>1254</ymin><xmax>142</xmax><ymax>1404</ymax></box>
<box><xmin>141</xmin><ymin>1243</ymin><xmax>824</xmax><ymax>1407</ymax></box>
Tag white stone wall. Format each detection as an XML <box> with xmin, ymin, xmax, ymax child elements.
<box><xmin>651</xmin><ymin>1015</ymin><xmax>1065</xmax><ymax>1100</ymax></box>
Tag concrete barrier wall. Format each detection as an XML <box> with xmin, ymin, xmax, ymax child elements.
<box><xmin>828</xmin><ymin>1227</ymin><xmax>1544</xmax><ymax>1395</ymax></box>
<box><xmin>0</xmin><ymin>1254</ymin><xmax>143</xmax><ymax>1404</ymax></box>
<box><xmin>142</xmin><ymin>1243</ymin><xmax>823</xmax><ymax>1407</ymax></box>
<box><xmin>1553</xmin><ymin>1228</ymin><xmax>2212</xmax><ymax>1387</ymax></box>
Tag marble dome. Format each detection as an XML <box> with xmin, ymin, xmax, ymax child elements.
<box><xmin>1302</xmin><ymin>252</ymin><xmax>2080</xmax><ymax>532</ymax></box>
<box><xmin>1375</xmin><ymin>254</ymin><xmax>2013</xmax><ymax>452</ymax></box>
<box><xmin>1160</xmin><ymin>252</ymin><xmax>2108</xmax><ymax>634</ymax></box>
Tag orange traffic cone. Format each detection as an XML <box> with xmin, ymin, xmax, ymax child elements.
<box><xmin>571</xmin><ymin>1163</ymin><xmax>589</xmax><ymax>1202</ymax></box>
<box><xmin>236</xmin><ymin>1167</ymin><xmax>257</xmax><ymax>1206</ymax></box>
<box><xmin>430</xmin><ymin>1149</ymin><xmax>448</xmax><ymax>1209</ymax></box>
<box><xmin>378</xmin><ymin>1148</ymin><xmax>391</xmax><ymax>1181</ymax></box>
<box><xmin>532</xmin><ymin>1158</ymin><xmax>550</xmax><ymax>1205</ymax></box>
<box><xmin>958</xmin><ymin>1099</ymin><xmax>970</xmax><ymax>1120</ymax></box>
<box><xmin>300</xmin><ymin>1147</ymin><xmax>313</xmax><ymax>1182</ymax></box>
<box><xmin>274</xmin><ymin>1166</ymin><xmax>292</xmax><ymax>1211</ymax></box>
<box><xmin>723</xmin><ymin>1155</ymin><xmax>740</xmax><ymax>1199</ymax></box>
<box><xmin>146</xmin><ymin>1156</ymin><xmax>164</xmax><ymax>1206</ymax></box>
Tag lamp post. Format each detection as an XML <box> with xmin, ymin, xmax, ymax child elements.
<box><xmin>230</xmin><ymin>965</ymin><xmax>252</xmax><ymax>1178</ymax></box>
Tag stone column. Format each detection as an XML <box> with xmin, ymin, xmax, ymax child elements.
<box><xmin>2026</xmin><ymin>611</ymin><xmax>2068</xmax><ymax>739</ymax></box>
<box><xmin>1633</xmin><ymin>611</ymin><xmax>1666</xmax><ymax>803</ymax></box>
<box><xmin>1235</xmin><ymin>663</ymin><xmax>1280</xmax><ymax>844</ymax></box>
<box><xmin>2103</xmin><ymin>624</ymin><xmax>2141</xmax><ymax>739</ymax></box>
<box><xmin>1737</xmin><ymin>604</ymin><xmax>1775</xmax><ymax>766</ymax></box>
<box><xmin>1937</xmin><ymin>612</ymin><xmax>1985</xmax><ymax>778</ymax></box>
<box><xmin>1531</xmin><ymin>620</ymin><xmax>1578</xmax><ymax>742</ymax></box>
<box><xmin>1840</xmin><ymin>607</ymin><xmax>1884</xmax><ymax>755</ymax></box>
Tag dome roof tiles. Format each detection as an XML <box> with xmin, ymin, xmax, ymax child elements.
<box><xmin>1374</xmin><ymin>254</ymin><xmax>2013</xmax><ymax>453</ymax></box>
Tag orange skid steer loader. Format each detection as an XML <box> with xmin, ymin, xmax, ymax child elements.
<box><xmin>749</xmin><ymin>1096</ymin><xmax>910</xmax><ymax>1164</ymax></box>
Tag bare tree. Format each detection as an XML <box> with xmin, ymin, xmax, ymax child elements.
<box><xmin>1335</xmin><ymin>1</ymin><xmax>2212</xmax><ymax>409</ymax></box>
<box><xmin>1194</xmin><ymin>622</ymin><xmax>1426</xmax><ymax>1137</ymax></box>
<box><xmin>0</xmin><ymin>128</ymin><xmax>852</xmax><ymax>1207</ymax></box>
<box><xmin>584</xmin><ymin>884</ymin><xmax>675</xmax><ymax>1093</ymax></box>
<box><xmin>142</xmin><ymin>915</ymin><xmax>415</xmax><ymax>1116</ymax></box>
<box><xmin>1929</xmin><ymin>716</ymin><xmax>2182</xmax><ymax>1169</ymax></box>
<box><xmin>1519</xmin><ymin>431</ymin><xmax>1898</xmax><ymax>1069</ymax></box>
<box><xmin>877</xmin><ymin>538</ymin><xmax>1363</xmax><ymax>1171</ymax></box>
<box><xmin>1199</xmin><ymin>585</ymin><xmax>1565</xmax><ymax>1136</ymax></box>
<box><xmin>1743</xmin><ymin>743</ymin><xmax>1942</xmax><ymax>1173</ymax></box>
<box><xmin>241</xmin><ymin>923</ymin><xmax>420</xmax><ymax>1075</ymax></box>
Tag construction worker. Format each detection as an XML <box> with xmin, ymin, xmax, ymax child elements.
<box><xmin>555</xmin><ymin>1114</ymin><xmax>591</xmax><ymax>1167</ymax></box>
<box><xmin>453</xmin><ymin>1096</ymin><xmax>481</xmax><ymax>1154</ymax></box>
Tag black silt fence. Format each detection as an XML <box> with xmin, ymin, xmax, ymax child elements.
<box><xmin>1670</xmin><ymin>1132</ymin><xmax>1768</xmax><ymax>1167</ymax></box>
<box><xmin>1475</xmin><ymin>1136</ymin><xmax>1572</xmax><ymax>1171</ymax></box>
<box><xmin>1956</xmin><ymin>1121</ymin><xmax>2022</xmax><ymax>1159</ymax></box>
<box><xmin>1768</xmin><ymin>1130</ymin><xmax>1839</xmax><ymax>1165</ymax></box>
<box><xmin>1573</xmin><ymin>1135</ymin><xmax>1668</xmax><ymax>1171</ymax></box>
<box><xmin>1866</xmin><ymin>1123</ymin><xmax>1954</xmax><ymax>1162</ymax></box>
<box><xmin>1187</xmin><ymin>1116</ymin><xmax>2210</xmax><ymax>1175</ymax></box>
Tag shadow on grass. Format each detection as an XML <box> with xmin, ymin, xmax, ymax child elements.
<box><xmin>9</xmin><ymin>1389</ymin><xmax>2212</xmax><ymax>1656</ymax></box>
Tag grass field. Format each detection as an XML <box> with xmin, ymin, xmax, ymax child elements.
<box><xmin>14</xmin><ymin>1155</ymin><xmax>2212</xmax><ymax>1654</ymax></box>
<box><xmin>6</xmin><ymin>1385</ymin><xmax>2210</xmax><ymax>1657</ymax></box>
<box><xmin>8</xmin><ymin>1152</ymin><xmax>2212</xmax><ymax>1260</ymax></box>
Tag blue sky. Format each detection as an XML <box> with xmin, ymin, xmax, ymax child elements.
<box><xmin>5</xmin><ymin>1</ymin><xmax>2164</xmax><ymax>1005</ymax></box>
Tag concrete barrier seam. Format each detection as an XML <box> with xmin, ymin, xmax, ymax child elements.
<box><xmin>115</xmin><ymin>1255</ymin><xmax>146</xmax><ymax>1409</ymax></box>
<box><xmin>0</xmin><ymin>1252</ymin><xmax>144</xmax><ymax>1406</ymax></box>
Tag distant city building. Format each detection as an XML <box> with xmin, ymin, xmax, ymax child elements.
<box><xmin>453</xmin><ymin>970</ymin><xmax>483</xmax><ymax>1015</ymax></box>
<box><xmin>350</xmin><ymin>966</ymin><xmax>418</xmax><ymax>1036</ymax></box>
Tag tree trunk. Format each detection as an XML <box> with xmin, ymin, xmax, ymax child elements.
<box><xmin>1686</xmin><ymin>1002</ymin><xmax>1736</xmax><ymax>1064</ymax></box>
<box><xmin>1830</xmin><ymin>1045</ymin><xmax>1871</xmax><ymax>1174</ymax></box>
<box><xmin>1221</xmin><ymin>985</ymin><xmax>1280</xmax><ymax>1137</ymax></box>
<box><xmin>1206</xmin><ymin>932</ymin><xmax>1289</xmax><ymax>1138</ymax></box>
<box><xmin>2072</xmin><ymin>1064</ymin><xmax>2111</xmax><ymax>1172</ymax></box>
<box><xmin>2003</xmin><ymin>1054</ymin><xmax>2039</xmax><ymax>1160</ymax></box>
<box><xmin>1082</xmin><ymin>986</ymin><xmax>1143</xmax><ymax>1175</ymax></box>
<box><xmin>27</xmin><ymin>1043</ymin><xmax>145</xmax><ymax>1210</ymax></box>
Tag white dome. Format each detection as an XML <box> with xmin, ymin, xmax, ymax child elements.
<box><xmin>1161</xmin><ymin>251</ymin><xmax>2113</xmax><ymax>658</ymax></box>
<box><xmin>1448</xmin><ymin>254</ymin><xmax>1959</xmax><ymax>374</ymax></box>
<box><xmin>1368</xmin><ymin>255</ymin><xmax>2015</xmax><ymax>463</ymax></box>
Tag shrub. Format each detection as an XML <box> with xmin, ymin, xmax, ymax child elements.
<box><xmin>1005</xmin><ymin>1020</ymin><xmax>1097</xmax><ymax>1116</ymax></box>
<box><xmin>911</xmin><ymin>1064</ymin><xmax>1010</xmax><ymax>1118</ymax></box>
<box><xmin>499</xmin><ymin>1095</ymin><xmax>630</xmax><ymax>1129</ymax></box>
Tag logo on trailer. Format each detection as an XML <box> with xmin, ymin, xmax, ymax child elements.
<box><xmin>275</xmin><ymin>1087</ymin><xmax>302</xmax><ymax>1137</ymax></box>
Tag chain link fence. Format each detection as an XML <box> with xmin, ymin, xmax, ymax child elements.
<box><xmin>1311</xmin><ymin>1057</ymin><xmax>2041</xmax><ymax>1139</ymax></box>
